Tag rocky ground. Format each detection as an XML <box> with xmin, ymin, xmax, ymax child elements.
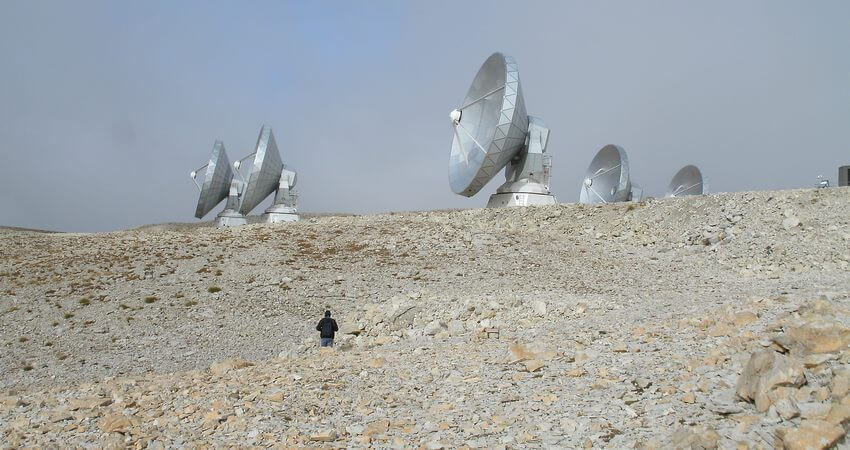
<box><xmin>1</xmin><ymin>187</ymin><xmax>849</xmax><ymax>448</ymax></box>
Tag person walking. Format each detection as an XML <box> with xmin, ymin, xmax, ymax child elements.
<box><xmin>316</xmin><ymin>310</ymin><xmax>338</xmax><ymax>347</ymax></box>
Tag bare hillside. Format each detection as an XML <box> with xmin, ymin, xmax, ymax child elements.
<box><xmin>1</xmin><ymin>187</ymin><xmax>849</xmax><ymax>448</ymax></box>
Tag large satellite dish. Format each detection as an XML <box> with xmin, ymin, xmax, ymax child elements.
<box><xmin>237</xmin><ymin>125</ymin><xmax>299</xmax><ymax>223</ymax></box>
<box><xmin>448</xmin><ymin>52</ymin><xmax>556</xmax><ymax>207</ymax></box>
<box><xmin>190</xmin><ymin>140</ymin><xmax>247</xmax><ymax>227</ymax></box>
<box><xmin>666</xmin><ymin>165</ymin><xmax>705</xmax><ymax>197</ymax></box>
<box><xmin>579</xmin><ymin>145</ymin><xmax>643</xmax><ymax>203</ymax></box>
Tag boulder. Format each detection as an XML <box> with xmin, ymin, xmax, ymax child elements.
<box><xmin>523</xmin><ymin>359</ymin><xmax>544</xmax><ymax>372</ymax></box>
<box><xmin>209</xmin><ymin>358</ymin><xmax>253</xmax><ymax>376</ymax></box>
<box><xmin>69</xmin><ymin>396</ymin><xmax>112</xmax><ymax>410</ymax></box>
<box><xmin>826</xmin><ymin>404</ymin><xmax>850</xmax><ymax>426</ymax></box>
<box><xmin>201</xmin><ymin>411</ymin><xmax>221</xmax><ymax>430</ymax></box>
<box><xmin>831</xmin><ymin>368</ymin><xmax>850</xmax><ymax>399</ymax></box>
<box><xmin>671</xmin><ymin>425</ymin><xmax>720</xmax><ymax>449</ymax></box>
<box><xmin>530</xmin><ymin>300</ymin><xmax>547</xmax><ymax>316</ymax></box>
<box><xmin>364</xmin><ymin>418</ymin><xmax>390</xmax><ymax>436</ymax></box>
<box><xmin>390</xmin><ymin>306</ymin><xmax>421</xmax><ymax>329</ymax></box>
<box><xmin>773</xmin><ymin>318</ymin><xmax>850</xmax><ymax>355</ymax></box>
<box><xmin>367</xmin><ymin>357</ymin><xmax>385</xmax><ymax>368</ymax></box>
<box><xmin>310</xmin><ymin>430</ymin><xmax>337</xmax><ymax>442</ymax></box>
<box><xmin>774</xmin><ymin>397</ymin><xmax>800</xmax><ymax>421</ymax></box>
<box><xmin>0</xmin><ymin>396</ymin><xmax>25</xmax><ymax>411</ymax></box>
<box><xmin>731</xmin><ymin>311</ymin><xmax>758</xmax><ymax>327</ymax></box>
<box><xmin>782</xmin><ymin>216</ymin><xmax>801</xmax><ymax>230</ymax></box>
<box><xmin>508</xmin><ymin>343</ymin><xmax>537</xmax><ymax>363</ymax></box>
<box><xmin>775</xmin><ymin>420</ymin><xmax>845</xmax><ymax>450</ymax></box>
<box><xmin>736</xmin><ymin>350</ymin><xmax>806</xmax><ymax>412</ymax></box>
<box><xmin>707</xmin><ymin>389</ymin><xmax>744</xmax><ymax>415</ymax></box>
<box><xmin>99</xmin><ymin>413</ymin><xmax>134</xmax><ymax>433</ymax></box>
<box><xmin>48</xmin><ymin>409</ymin><xmax>74</xmax><ymax>423</ymax></box>
<box><xmin>340</xmin><ymin>322</ymin><xmax>366</xmax><ymax>336</ymax></box>
<box><xmin>566</xmin><ymin>367</ymin><xmax>586</xmax><ymax>377</ymax></box>
<box><xmin>264</xmin><ymin>391</ymin><xmax>286</xmax><ymax>403</ymax></box>
<box><xmin>447</xmin><ymin>320</ymin><xmax>465</xmax><ymax>335</ymax></box>
<box><xmin>423</xmin><ymin>320</ymin><xmax>446</xmax><ymax>336</ymax></box>
<box><xmin>373</xmin><ymin>335</ymin><xmax>393</xmax><ymax>346</ymax></box>
<box><xmin>507</xmin><ymin>342</ymin><xmax>558</xmax><ymax>363</ymax></box>
<box><xmin>798</xmin><ymin>402</ymin><xmax>831</xmax><ymax>420</ymax></box>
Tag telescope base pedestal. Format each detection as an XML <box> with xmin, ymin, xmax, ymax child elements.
<box><xmin>264</xmin><ymin>212</ymin><xmax>299</xmax><ymax>223</ymax></box>
<box><xmin>487</xmin><ymin>192</ymin><xmax>557</xmax><ymax>208</ymax></box>
<box><xmin>216</xmin><ymin>209</ymin><xmax>247</xmax><ymax>227</ymax></box>
<box><xmin>264</xmin><ymin>205</ymin><xmax>299</xmax><ymax>223</ymax></box>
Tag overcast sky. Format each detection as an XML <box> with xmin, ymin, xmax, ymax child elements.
<box><xmin>1</xmin><ymin>1</ymin><xmax>848</xmax><ymax>232</ymax></box>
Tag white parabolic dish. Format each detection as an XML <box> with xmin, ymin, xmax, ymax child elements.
<box><xmin>239</xmin><ymin>125</ymin><xmax>284</xmax><ymax>216</ymax></box>
<box><xmin>666</xmin><ymin>165</ymin><xmax>704</xmax><ymax>197</ymax></box>
<box><xmin>579</xmin><ymin>145</ymin><xmax>632</xmax><ymax>204</ymax></box>
<box><xmin>194</xmin><ymin>140</ymin><xmax>234</xmax><ymax>219</ymax></box>
<box><xmin>449</xmin><ymin>52</ymin><xmax>529</xmax><ymax>197</ymax></box>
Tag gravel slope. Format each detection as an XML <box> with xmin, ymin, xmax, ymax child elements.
<box><xmin>1</xmin><ymin>187</ymin><xmax>848</xmax><ymax>447</ymax></box>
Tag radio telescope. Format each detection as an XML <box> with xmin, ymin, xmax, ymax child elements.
<box><xmin>448</xmin><ymin>52</ymin><xmax>556</xmax><ymax>207</ymax></box>
<box><xmin>579</xmin><ymin>145</ymin><xmax>643</xmax><ymax>204</ymax></box>
<box><xmin>190</xmin><ymin>140</ymin><xmax>247</xmax><ymax>227</ymax></box>
<box><xmin>666</xmin><ymin>165</ymin><xmax>705</xmax><ymax>197</ymax></box>
<box><xmin>237</xmin><ymin>125</ymin><xmax>299</xmax><ymax>223</ymax></box>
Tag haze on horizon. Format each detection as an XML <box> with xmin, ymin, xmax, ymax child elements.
<box><xmin>1</xmin><ymin>1</ymin><xmax>848</xmax><ymax>232</ymax></box>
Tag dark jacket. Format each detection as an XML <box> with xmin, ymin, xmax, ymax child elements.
<box><xmin>316</xmin><ymin>317</ymin><xmax>338</xmax><ymax>339</ymax></box>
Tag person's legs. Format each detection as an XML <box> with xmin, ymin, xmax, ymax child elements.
<box><xmin>320</xmin><ymin>338</ymin><xmax>334</xmax><ymax>347</ymax></box>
